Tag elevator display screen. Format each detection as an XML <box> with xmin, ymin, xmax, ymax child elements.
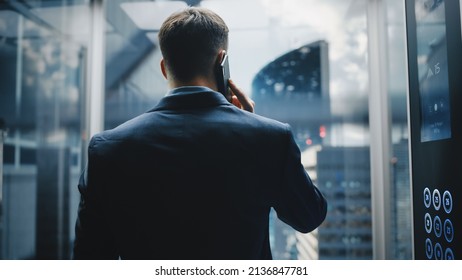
<box><xmin>416</xmin><ymin>0</ymin><xmax>452</xmax><ymax>142</ymax></box>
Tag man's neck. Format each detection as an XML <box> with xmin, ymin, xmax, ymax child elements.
<box><xmin>169</xmin><ymin>76</ymin><xmax>217</xmax><ymax>92</ymax></box>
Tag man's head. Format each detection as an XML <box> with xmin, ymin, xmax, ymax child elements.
<box><xmin>158</xmin><ymin>7</ymin><xmax>229</xmax><ymax>85</ymax></box>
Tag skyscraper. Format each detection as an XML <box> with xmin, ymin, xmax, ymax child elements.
<box><xmin>252</xmin><ymin>40</ymin><xmax>330</xmax><ymax>150</ymax></box>
<box><xmin>252</xmin><ymin>41</ymin><xmax>330</xmax><ymax>259</ymax></box>
<box><xmin>316</xmin><ymin>146</ymin><xmax>373</xmax><ymax>259</ymax></box>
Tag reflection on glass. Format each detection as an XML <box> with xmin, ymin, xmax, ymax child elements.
<box><xmin>104</xmin><ymin>0</ymin><xmax>168</xmax><ymax>129</ymax></box>
<box><xmin>387</xmin><ymin>0</ymin><xmax>412</xmax><ymax>260</ymax></box>
<box><xmin>0</xmin><ymin>1</ymin><xmax>88</xmax><ymax>259</ymax></box>
<box><xmin>252</xmin><ymin>41</ymin><xmax>330</xmax><ymax>150</ymax></box>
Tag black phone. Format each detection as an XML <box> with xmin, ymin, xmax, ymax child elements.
<box><xmin>216</xmin><ymin>53</ymin><xmax>231</xmax><ymax>100</ymax></box>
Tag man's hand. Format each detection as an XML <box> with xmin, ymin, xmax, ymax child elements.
<box><xmin>229</xmin><ymin>79</ymin><xmax>255</xmax><ymax>113</ymax></box>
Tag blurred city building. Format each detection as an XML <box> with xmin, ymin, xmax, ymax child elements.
<box><xmin>252</xmin><ymin>39</ymin><xmax>411</xmax><ymax>259</ymax></box>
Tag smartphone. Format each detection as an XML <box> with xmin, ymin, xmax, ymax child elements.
<box><xmin>216</xmin><ymin>53</ymin><xmax>231</xmax><ymax>101</ymax></box>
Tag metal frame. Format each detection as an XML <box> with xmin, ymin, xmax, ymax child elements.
<box><xmin>403</xmin><ymin>0</ymin><xmax>415</xmax><ymax>260</ymax></box>
<box><xmin>366</xmin><ymin>0</ymin><xmax>392</xmax><ymax>260</ymax></box>
<box><xmin>81</xmin><ymin>0</ymin><xmax>106</xmax><ymax>165</ymax></box>
<box><xmin>0</xmin><ymin>128</ymin><xmax>6</xmax><ymax>259</ymax></box>
<box><xmin>85</xmin><ymin>0</ymin><xmax>106</xmax><ymax>142</ymax></box>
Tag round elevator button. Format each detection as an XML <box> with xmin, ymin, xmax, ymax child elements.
<box><xmin>425</xmin><ymin>213</ymin><xmax>432</xmax><ymax>234</ymax></box>
<box><xmin>425</xmin><ymin>238</ymin><xmax>433</xmax><ymax>259</ymax></box>
<box><xmin>432</xmin><ymin>189</ymin><xmax>441</xmax><ymax>211</ymax></box>
<box><xmin>424</xmin><ymin>187</ymin><xmax>431</xmax><ymax>208</ymax></box>
<box><xmin>443</xmin><ymin>190</ymin><xmax>452</xmax><ymax>214</ymax></box>
<box><xmin>434</xmin><ymin>243</ymin><xmax>443</xmax><ymax>260</ymax></box>
<box><xmin>434</xmin><ymin>216</ymin><xmax>442</xmax><ymax>238</ymax></box>
<box><xmin>445</xmin><ymin>248</ymin><xmax>454</xmax><ymax>260</ymax></box>
<box><xmin>444</xmin><ymin>219</ymin><xmax>454</xmax><ymax>243</ymax></box>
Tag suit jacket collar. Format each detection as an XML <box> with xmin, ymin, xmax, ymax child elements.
<box><xmin>149</xmin><ymin>86</ymin><xmax>231</xmax><ymax>112</ymax></box>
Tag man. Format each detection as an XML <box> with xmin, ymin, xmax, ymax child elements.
<box><xmin>74</xmin><ymin>7</ymin><xmax>327</xmax><ymax>260</ymax></box>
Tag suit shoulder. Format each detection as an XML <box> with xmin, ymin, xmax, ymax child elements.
<box><xmin>238</xmin><ymin>109</ymin><xmax>291</xmax><ymax>133</ymax></box>
<box><xmin>91</xmin><ymin>113</ymin><xmax>152</xmax><ymax>142</ymax></box>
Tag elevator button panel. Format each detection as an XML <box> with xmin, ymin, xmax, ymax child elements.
<box><xmin>423</xmin><ymin>187</ymin><xmax>454</xmax><ymax>259</ymax></box>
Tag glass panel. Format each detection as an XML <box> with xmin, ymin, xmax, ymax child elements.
<box><xmin>0</xmin><ymin>0</ymin><xmax>89</xmax><ymax>259</ymax></box>
<box><xmin>105</xmin><ymin>0</ymin><xmax>371</xmax><ymax>259</ymax></box>
<box><xmin>386</xmin><ymin>0</ymin><xmax>412</xmax><ymax>259</ymax></box>
<box><xmin>104</xmin><ymin>0</ymin><xmax>170</xmax><ymax>129</ymax></box>
<box><xmin>0</xmin><ymin>0</ymin><xmax>415</xmax><ymax>261</ymax></box>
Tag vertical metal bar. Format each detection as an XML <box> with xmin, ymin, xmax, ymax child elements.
<box><xmin>85</xmin><ymin>0</ymin><xmax>106</xmax><ymax>145</ymax></box>
<box><xmin>402</xmin><ymin>0</ymin><xmax>414</xmax><ymax>260</ymax></box>
<box><xmin>460</xmin><ymin>0</ymin><xmax>462</xmax><ymax>38</ymax></box>
<box><xmin>15</xmin><ymin>15</ymin><xmax>23</xmax><ymax>118</ymax></box>
<box><xmin>81</xmin><ymin>0</ymin><xmax>106</xmax><ymax>166</ymax></box>
<box><xmin>366</xmin><ymin>0</ymin><xmax>392</xmax><ymax>260</ymax></box>
<box><xmin>14</xmin><ymin>129</ymin><xmax>20</xmax><ymax>169</ymax></box>
<box><xmin>0</xmin><ymin>128</ymin><xmax>5</xmax><ymax>259</ymax></box>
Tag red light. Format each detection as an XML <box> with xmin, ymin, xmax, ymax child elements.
<box><xmin>319</xmin><ymin>125</ymin><xmax>326</xmax><ymax>138</ymax></box>
<box><xmin>306</xmin><ymin>138</ymin><xmax>313</xmax><ymax>145</ymax></box>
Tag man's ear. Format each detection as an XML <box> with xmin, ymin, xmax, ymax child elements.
<box><xmin>216</xmin><ymin>49</ymin><xmax>226</xmax><ymax>65</ymax></box>
<box><xmin>160</xmin><ymin>58</ymin><xmax>168</xmax><ymax>80</ymax></box>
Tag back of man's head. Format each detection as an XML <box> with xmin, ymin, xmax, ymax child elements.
<box><xmin>158</xmin><ymin>7</ymin><xmax>229</xmax><ymax>83</ymax></box>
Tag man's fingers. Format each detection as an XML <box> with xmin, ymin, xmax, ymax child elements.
<box><xmin>231</xmin><ymin>96</ymin><xmax>241</xmax><ymax>108</ymax></box>
<box><xmin>228</xmin><ymin>79</ymin><xmax>255</xmax><ymax>113</ymax></box>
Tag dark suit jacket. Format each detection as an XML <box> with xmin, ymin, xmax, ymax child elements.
<box><xmin>73</xmin><ymin>86</ymin><xmax>327</xmax><ymax>260</ymax></box>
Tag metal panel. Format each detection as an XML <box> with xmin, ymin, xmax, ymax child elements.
<box><xmin>86</xmin><ymin>0</ymin><xmax>106</xmax><ymax>141</ymax></box>
<box><xmin>366</xmin><ymin>0</ymin><xmax>392</xmax><ymax>260</ymax></box>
